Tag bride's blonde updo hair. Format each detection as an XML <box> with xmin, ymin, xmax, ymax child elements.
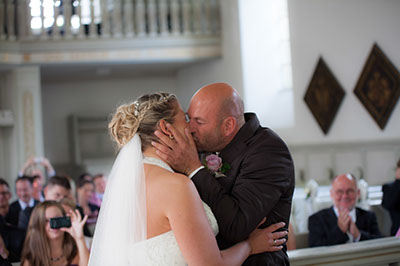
<box><xmin>109</xmin><ymin>92</ymin><xmax>178</xmax><ymax>150</ymax></box>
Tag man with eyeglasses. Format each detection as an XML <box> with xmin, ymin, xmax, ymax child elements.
<box><xmin>308</xmin><ymin>173</ymin><xmax>381</xmax><ymax>247</ymax></box>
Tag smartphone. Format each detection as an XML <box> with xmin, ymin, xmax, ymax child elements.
<box><xmin>49</xmin><ymin>216</ymin><xmax>71</xmax><ymax>229</ymax></box>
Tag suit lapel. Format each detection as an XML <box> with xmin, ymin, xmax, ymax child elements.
<box><xmin>219</xmin><ymin>113</ymin><xmax>260</xmax><ymax>165</ymax></box>
<box><xmin>327</xmin><ymin>207</ymin><xmax>338</xmax><ymax>226</ymax></box>
<box><xmin>215</xmin><ymin>113</ymin><xmax>260</xmax><ymax>191</ymax></box>
<box><xmin>355</xmin><ymin>208</ymin><xmax>365</xmax><ymax>229</ymax></box>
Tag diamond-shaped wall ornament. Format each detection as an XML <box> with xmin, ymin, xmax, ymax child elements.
<box><xmin>354</xmin><ymin>44</ymin><xmax>400</xmax><ymax>130</ymax></box>
<box><xmin>304</xmin><ymin>57</ymin><xmax>345</xmax><ymax>135</ymax></box>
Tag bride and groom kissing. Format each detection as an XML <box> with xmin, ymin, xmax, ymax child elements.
<box><xmin>88</xmin><ymin>82</ymin><xmax>295</xmax><ymax>265</ymax></box>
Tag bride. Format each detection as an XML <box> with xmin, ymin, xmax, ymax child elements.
<box><xmin>88</xmin><ymin>92</ymin><xmax>287</xmax><ymax>265</ymax></box>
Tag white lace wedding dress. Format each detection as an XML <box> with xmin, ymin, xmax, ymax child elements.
<box><xmin>128</xmin><ymin>157</ymin><xmax>219</xmax><ymax>265</ymax></box>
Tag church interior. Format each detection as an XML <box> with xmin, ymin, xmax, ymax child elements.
<box><xmin>1</xmin><ymin>0</ymin><xmax>400</xmax><ymax>265</ymax></box>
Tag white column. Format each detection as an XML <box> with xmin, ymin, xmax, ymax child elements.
<box><xmin>100</xmin><ymin>0</ymin><xmax>110</xmax><ymax>38</ymax></box>
<box><xmin>24</xmin><ymin>0</ymin><xmax>33</xmax><ymax>39</ymax></box>
<box><xmin>6</xmin><ymin>0</ymin><xmax>16</xmax><ymax>40</ymax></box>
<box><xmin>64</xmin><ymin>0</ymin><xmax>73</xmax><ymax>39</ymax></box>
<box><xmin>135</xmin><ymin>0</ymin><xmax>145</xmax><ymax>36</ymax></box>
<box><xmin>203</xmin><ymin>0</ymin><xmax>211</xmax><ymax>34</ymax></box>
<box><xmin>0</xmin><ymin>1</ymin><xmax>5</xmax><ymax>40</ymax></box>
<box><xmin>123</xmin><ymin>0</ymin><xmax>134</xmax><ymax>37</ymax></box>
<box><xmin>158</xmin><ymin>0</ymin><xmax>168</xmax><ymax>36</ymax></box>
<box><xmin>53</xmin><ymin>2</ymin><xmax>61</xmax><ymax>39</ymax></box>
<box><xmin>16</xmin><ymin>0</ymin><xmax>27</xmax><ymax>40</ymax></box>
<box><xmin>89</xmin><ymin>0</ymin><xmax>97</xmax><ymax>38</ymax></box>
<box><xmin>40</xmin><ymin>0</ymin><xmax>47</xmax><ymax>39</ymax></box>
<box><xmin>170</xmin><ymin>0</ymin><xmax>180</xmax><ymax>35</ymax></box>
<box><xmin>212</xmin><ymin>0</ymin><xmax>220</xmax><ymax>34</ymax></box>
<box><xmin>192</xmin><ymin>0</ymin><xmax>203</xmax><ymax>34</ymax></box>
<box><xmin>181</xmin><ymin>0</ymin><xmax>191</xmax><ymax>35</ymax></box>
<box><xmin>77</xmin><ymin>0</ymin><xmax>86</xmax><ymax>39</ymax></box>
<box><xmin>147</xmin><ymin>0</ymin><xmax>157</xmax><ymax>36</ymax></box>
<box><xmin>5</xmin><ymin>66</ymin><xmax>44</xmax><ymax>183</ymax></box>
<box><xmin>112</xmin><ymin>0</ymin><xmax>122</xmax><ymax>37</ymax></box>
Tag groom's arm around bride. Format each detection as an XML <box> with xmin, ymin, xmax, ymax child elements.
<box><xmin>154</xmin><ymin>82</ymin><xmax>295</xmax><ymax>265</ymax></box>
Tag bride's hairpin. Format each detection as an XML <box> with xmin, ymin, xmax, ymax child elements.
<box><xmin>133</xmin><ymin>101</ymin><xmax>140</xmax><ymax>117</ymax></box>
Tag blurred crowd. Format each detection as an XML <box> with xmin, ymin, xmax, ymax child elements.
<box><xmin>1</xmin><ymin>155</ymin><xmax>399</xmax><ymax>264</ymax></box>
<box><xmin>0</xmin><ymin>156</ymin><xmax>107</xmax><ymax>266</ymax></box>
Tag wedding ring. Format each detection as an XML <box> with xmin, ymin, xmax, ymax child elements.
<box><xmin>273</xmin><ymin>239</ymin><xmax>277</xmax><ymax>246</ymax></box>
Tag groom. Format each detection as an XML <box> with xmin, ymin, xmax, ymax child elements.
<box><xmin>153</xmin><ymin>82</ymin><xmax>295</xmax><ymax>265</ymax></box>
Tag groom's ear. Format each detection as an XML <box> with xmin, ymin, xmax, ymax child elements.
<box><xmin>222</xmin><ymin>117</ymin><xmax>236</xmax><ymax>137</ymax></box>
<box><xmin>158</xmin><ymin>119</ymin><xmax>171</xmax><ymax>136</ymax></box>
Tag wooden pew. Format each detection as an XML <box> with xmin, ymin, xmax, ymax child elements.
<box><xmin>288</xmin><ymin>237</ymin><xmax>400</xmax><ymax>266</ymax></box>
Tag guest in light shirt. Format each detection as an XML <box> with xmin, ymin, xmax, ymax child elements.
<box><xmin>308</xmin><ymin>173</ymin><xmax>381</xmax><ymax>247</ymax></box>
<box><xmin>89</xmin><ymin>174</ymin><xmax>107</xmax><ymax>207</ymax></box>
<box><xmin>6</xmin><ymin>176</ymin><xmax>39</xmax><ymax>227</ymax></box>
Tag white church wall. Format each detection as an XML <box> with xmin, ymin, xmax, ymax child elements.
<box><xmin>176</xmin><ymin>0</ymin><xmax>400</xmax><ymax>187</ymax></box>
<box><xmin>42</xmin><ymin>75</ymin><xmax>178</xmax><ymax>167</ymax></box>
<box><xmin>283</xmin><ymin>0</ymin><xmax>400</xmax><ymax>144</ymax></box>
<box><xmin>176</xmin><ymin>0</ymin><xmax>244</xmax><ymax>109</ymax></box>
<box><xmin>285</xmin><ymin>0</ymin><xmax>400</xmax><ymax>185</ymax></box>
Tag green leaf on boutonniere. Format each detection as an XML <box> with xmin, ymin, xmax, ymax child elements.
<box><xmin>220</xmin><ymin>162</ymin><xmax>230</xmax><ymax>174</ymax></box>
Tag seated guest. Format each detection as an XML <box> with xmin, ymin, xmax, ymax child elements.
<box><xmin>21</xmin><ymin>201</ymin><xmax>89</xmax><ymax>266</ymax></box>
<box><xmin>76</xmin><ymin>180</ymin><xmax>99</xmax><ymax>233</ymax></box>
<box><xmin>0</xmin><ymin>178</ymin><xmax>26</xmax><ymax>263</ymax></box>
<box><xmin>382</xmin><ymin>159</ymin><xmax>400</xmax><ymax>236</ymax></box>
<box><xmin>308</xmin><ymin>173</ymin><xmax>381</xmax><ymax>247</ymax></box>
<box><xmin>18</xmin><ymin>175</ymin><xmax>72</xmax><ymax>229</ymax></box>
<box><xmin>6</xmin><ymin>176</ymin><xmax>39</xmax><ymax>227</ymax></box>
<box><xmin>78</xmin><ymin>173</ymin><xmax>93</xmax><ymax>183</ymax></box>
<box><xmin>31</xmin><ymin>175</ymin><xmax>44</xmax><ymax>202</ymax></box>
<box><xmin>18</xmin><ymin>157</ymin><xmax>56</xmax><ymax>202</ymax></box>
<box><xmin>0</xmin><ymin>179</ymin><xmax>11</xmax><ymax>218</ymax></box>
<box><xmin>60</xmin><ymin>198</ymin><xmax>93</xmax><ymax>249</ymax></box>
<box><xmin>89</xmin><ymin>174</ymin><xmax>107</xmax><ymax>207</ymax></box>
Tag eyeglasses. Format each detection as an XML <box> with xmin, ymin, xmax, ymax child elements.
<box><xmin>0</xmin><ymin>191</ymin><xmax>10</xmax><ymax>196</ymax></box>
<box><xmin>334</xmin><ymin>189</ymin><xmax>356</xmax><ymax>197</ymax></box>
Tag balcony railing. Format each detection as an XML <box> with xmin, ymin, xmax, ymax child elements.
<box><xmin>0</xmin><ymin>0</ymin><xmax>221</xmax><ymax>64</ymax></box>
<box><xmin>1</xmin><ymin>0</ymin><xmax>220</xmax><ymax>40</ymax></box>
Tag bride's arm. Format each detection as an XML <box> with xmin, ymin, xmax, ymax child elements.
<box><xmin>161</xmin><ymin>173</ymin><xmax>286</xmax><ymax>266</ymax></box>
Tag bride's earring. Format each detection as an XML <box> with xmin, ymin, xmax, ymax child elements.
<box><xmin>169</xmin><ymin>134</ymin><xmax>175</xmax><ymax>140</ymax></box>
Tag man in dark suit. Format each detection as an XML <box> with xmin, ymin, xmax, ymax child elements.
<box><xmin>18</xmin><ymin>175</ymin><xmax>72</xmax><ymax>229</ymax></box>
<box><xmin>308</xmin><ymin>174</ymin><xmax>381</xmax><ymax>247</ymax></box>
<box><xmin>381</xmin><ymin>159</ymin><xmax>400</xmax><ymax>236</ymax></box>
<box><xmin>6</xmin><ymin>176</ymin><xmax>39</xmax><ymax>227</ymax></box>
<box><xmin>0</xmin><ymin>178</ymin><xmax>26</xmax><ymax>264</ymax></box>
<box><xmin>154</xmin><ymin>82</ymin><xmax>295</xmax><ymax>265</ymax></box>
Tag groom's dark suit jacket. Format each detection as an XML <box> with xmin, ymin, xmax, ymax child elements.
<box><xmin>382</xmin><ymin>179</ymin><xmax>400</xmax><ymax>236</ymax></box>
<box><xmin>192</xmin><ymin>113</ymin><xmax>295</xmax><ymax>265</ymax></box>
<box><xmin>308</xmin><ymin>206</ymin><xmax>381</xmax><ymax>247</ymax></box>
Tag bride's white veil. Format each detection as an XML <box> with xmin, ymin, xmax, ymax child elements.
<box><xmin>88</xmin><ymin>134</ymin><xmax>146</xmax><ymax>265</ymax></box>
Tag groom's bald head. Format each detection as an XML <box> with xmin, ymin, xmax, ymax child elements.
<box><xmin>187</xmin><ymin>82</ymin><xmax>245</xmax><ymax>152</ymax></box>
<box><xmin>193</xmin><ymin>82</ymin><xmax>245</xmax><ymax>126</ymax></box>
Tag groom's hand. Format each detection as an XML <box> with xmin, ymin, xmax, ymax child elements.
<box><xmin>152</xmin><ymin>124</ymin><xmax>202</xmax><ymax>176</ymax></box>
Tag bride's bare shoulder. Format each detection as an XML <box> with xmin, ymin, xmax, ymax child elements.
<box><xmin>148</xmin><ymin>169</ymin><xmax>196</xmax><ymax>200</ymax></box>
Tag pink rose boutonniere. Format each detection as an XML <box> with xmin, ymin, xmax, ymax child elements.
<box><xmin>204</xmin><ymin>153</ymin><xmax>230</xmax><ymax>178</ymax></box>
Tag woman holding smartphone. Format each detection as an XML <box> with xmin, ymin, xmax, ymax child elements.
<box><xmin>21</xmin><ymin>201</ymin><xmax>89</xmax><ymax>266</ymax></box>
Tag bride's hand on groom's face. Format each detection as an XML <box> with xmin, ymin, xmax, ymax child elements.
<box><xmin>248</xmin><ymin>218</ymin><xmax>287</xmax><ymax>255</ymax></box>
<box><xmin>153</xmin><ymin>124</ymin><xmax>202</xmax><ymax>176</ymax></box>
